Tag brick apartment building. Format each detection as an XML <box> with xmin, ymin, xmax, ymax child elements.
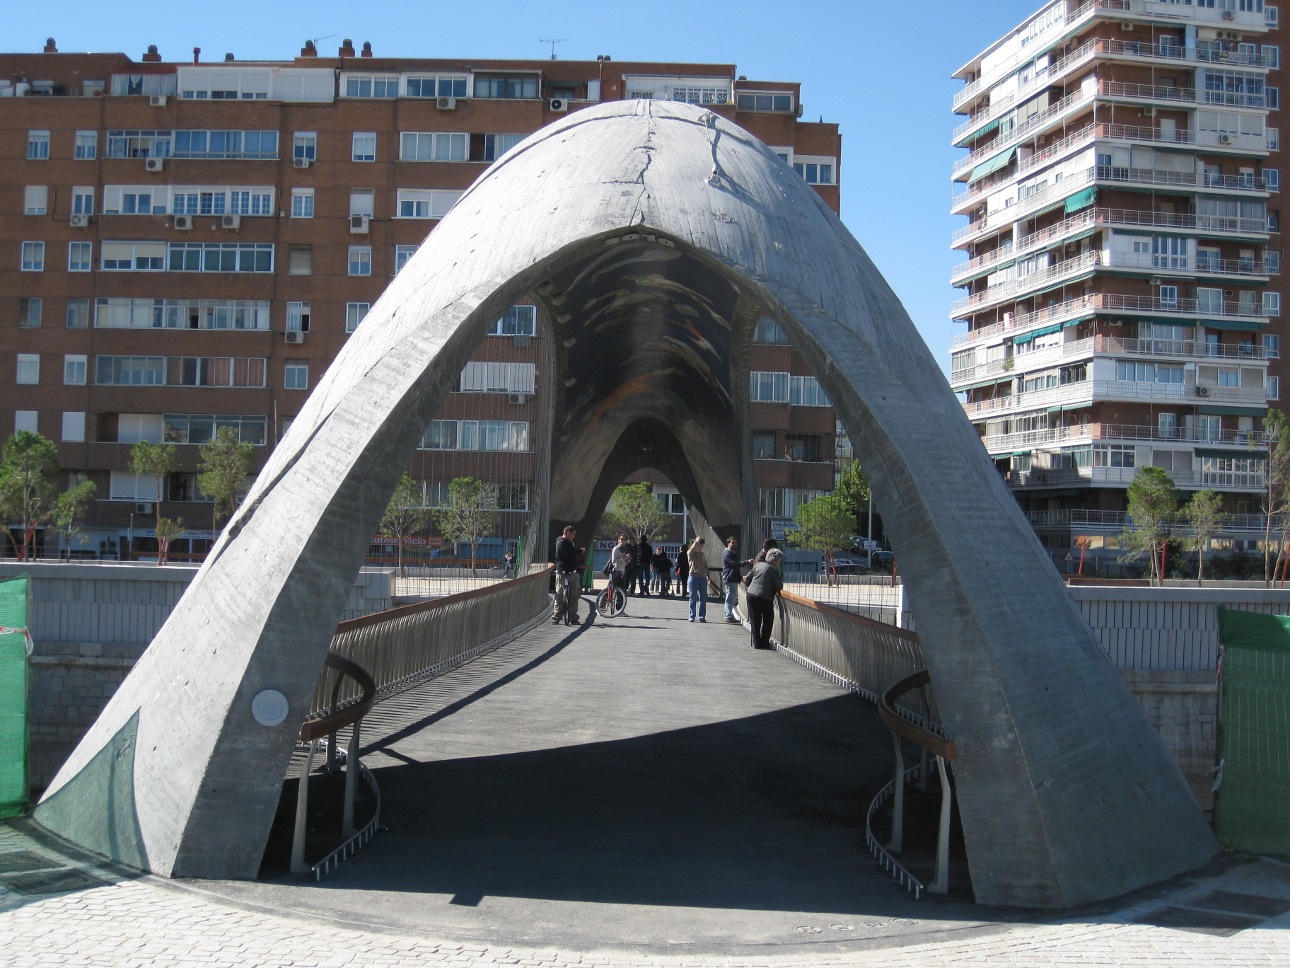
<box><xmin>0</xmin><ymin>40</ymin><xmax>841</xmax><ymax>561</ymax></box>
<box><xmin>950</xmin><ymin>0</ymin><xmax>1283</xmax><ymax>568</ymax></box>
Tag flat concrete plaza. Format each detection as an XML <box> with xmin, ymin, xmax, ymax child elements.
<box><xmin>3</xmin><ymin>594</ymin><xmax>1290</xmax><ymax>965</ymax></box>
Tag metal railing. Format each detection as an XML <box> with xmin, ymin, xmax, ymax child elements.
<box><xmin>963</xmin><ymin>378</ymin><xmax>1266</xmax><ymax>417</ymax></box>
<box><xmin>1027</xmin><ymin>508</ymin><xmax>1285</xmax><ymax>532</ymax></box>
<box><xmin>983</xmin><ymin>421</ymin><xmax>1270</xmax><ymax>453</ymax></box>
<box><xmin>951</xmin><ymin>252</ymin><xmax>1098</xmax><ymax>314</ymax></box>
<box><xmin>1003</xmin><ymin>465</ymin><xmax>1267</xmax><ymax>490</ymax></box>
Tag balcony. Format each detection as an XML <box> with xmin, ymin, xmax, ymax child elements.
<box><xmin>982</xmin><ymin>421</ymin><xmax>1270</xmax><ymax>454</ymax></box>
<box><xmin>952</xmin><ymin>338</ymin><xmax>1097</xmax><ymax>387</ymax></box>
<box><xmin>952</xmin><ymin>168</ymin><xmax>1096</xmax><ymax>246</ymax></box>
<box><xmin>1099</xmin><ymin>292</ymin><xmax>1267</xmax><ymax>322</ymax></box>
<box><xmin>952</xmin><ymin>252</ymin><xmax>1099</xmax><ymax>315</ymax></box>
<box><xmin>951</xmin><ymin>294</ymin><xmax>1100</xmax><ymax>348</ymax></box>
<box><xmin>1003</xmin><ymin>465</ymin><xmax>1265</xmax><ymax>490</ymax></box>
<box><xmin>961</xmin><ymin>378</ymin><xmax>1265</xmax><ymax>418</ymax></box>
<box><xmin>953</xmin><ymin>90</ymin><xmax>1094</xmax><ymax>174</ymax></box>
<box><xmin>1105</xmin><ymin>251</ymin><xmax>1275</xmax><ymax>279</ymax></box>
<box><xmin>1027</xmin><ymin>508</ymin><xmax>1279</xmax><ymax>531</ymax></box>
<box><xmin>1100</xmin><ymin>80</ymin><xmax>1266</xmax><ymax>110</ymax></box>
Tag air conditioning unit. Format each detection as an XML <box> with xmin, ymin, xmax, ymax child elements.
<box><xmin>1226</xmin><ymin>31</ymin><xmax>1241</xmax><ymax>40</ymax></box>
<box><xmin>549</xmin><ymin>97</ymin><xmax>569</xmax><ymax>112</ymax></box>
<box><xmin>1223</xmin><ymin>8</ymin><xmax>1236</xmax><ymax>18</ymax></box>
<box><xmin>69</xmin><ymin>213</ymin><xmax>89</xmax><ymax>227</ymax></box>
<box><xmin>173</xmin><ymin>214</ymin><xmax>193</xmax><ymax>230</ymax></box>
<box><xmin>135</xmin><ymin>503</ymin><xmax>154</xmax><ymax>514</ymax></box>
<box><xmin>350</xmin><ymin>214</ymin><xmax>370</xmax><ymax>234</ymax></box>
<box><xmin>508</xmin><ymin>392</ymin><xmax>528</xmax><ymax>405</ymax></box>
<box><xmin>292</xmin><ymin>156</ymin><xmax>313</xmax><ymax>169</ymax></box>
<box><xmin>221</xmin><ymin>214</ymin><xmax>241</xmax><ymax>229</ymax></box>
<box><xmin>285</xmin><ymin>330</ymin><xmax>305</xmax><ymax>344</ymax></box>
<box><xmin>1142</xmin><ymin>105</ymin><xmax>1155</xmax><ymax>117</ymax></box>
<box><xmin>149</xmin><ymin>94</ymin><xmax>167</xmax><ymax>107</ymax></box>
<box><xmin>1197</xmin><ymin>385</ymin><xmax>1213</xmax><ymax>397</ymax></box>
<box><xmin>145</xmin><ymin>157</ymin><xmax>165</xmax><ymax>172</ymax></box>
<box><xmin>436</xmin><ymin>96</ymin><xmax>456</xmax><ymax>110</ymax></box>
<box><xmin>1120</xmin><ymin>20</ymin><xmax>1135</xmax><ymax>31</ymax></box>
<box><xmin>1220</xmin><ymin>133</ymin><xmax>1233</xmax><ymax>144</ymax></box>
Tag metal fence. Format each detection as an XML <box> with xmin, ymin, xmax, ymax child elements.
<box><xmin>308</xmin><ymin>566</ymin><xmax>553</xmax><ymax>715</ymax></box>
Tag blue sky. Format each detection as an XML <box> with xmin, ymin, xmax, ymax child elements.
<box><xmin>9</xmin><ymin>0</ymin><xmax>1044</xmax><ymax>367</ymax></box>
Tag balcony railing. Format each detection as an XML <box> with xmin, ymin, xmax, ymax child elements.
<box><xmin>952</xmin><ymin>338</ymin><xmax>1098</xmax><ymax>386</ymax></box>
<box><xmin>1027</xmin><ymin>509</ymin><xmax>1280</xmax><ymax>531</ymax></box>
<box><xmin>1105</xmin><ymin>251</ymin><xmax>1275</xmax><ymax>277</ymax></box>
<box><xmin>1003</xmin><ymin>465</ymin><xmax>1265</xmax><ymax>490</ymax></box>
<box><xmin>1096</xmin><ymin>335</ymin><xmax>1270</xmax><ymax>360</ymax></box>
<box><xmin>951</xmin><ymin>294</ymin><xmax>1100</xmax><ymax>348</ymax></box>
<box><xmin>952</xmin><ymin>252</ymin><xmax>1099</xmax><ymax>314</ymax></box>
<box><xmin>1101</xmin><ymin>80</ymin><xmax>1266</xmax><ymax>110</ymax></box>
<box><xmin>982</xmin><ymin>421</ymin><xmax>1270</xmax><ymax>453</ymax></box>
<box><xmin>961</xmin><ymin>378</ymin><xmax>1265</xmax><ymax>417</ymax></box>
<box><xmin>953</xmin><ymin>89</ymin><xmax>1094</xmax><ymax>175</ymax></box>
<box><xmin>1099</xmin><ymin>292</ymin><xmax>1267</xmax><ymax>320</ymax></box>
<box><xmin>952</xmin><ymin>168</ymin><xmax>1096</xmax><ymax>244</ymax></box>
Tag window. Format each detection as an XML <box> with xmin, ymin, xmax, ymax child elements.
<box><xmin>19</xmin><ymin>298</ymin><xmax>41</xmax><ymax>328</ymax></box>
<box><xmin>94</xmin><ymin>298</ymin><xmax>270</xmax><ymax>330</ymax></box>
<box><xmin>27</xmin><ymin>131</ymin><xmax>49</xmax><ymax>160</ymax></box>
<box><xmin>459</xmin><ymin>362</ymin><xmax>536</xmax><ymax>393</ymax></box>
<box><xmin>293</xmin><ymin>132</ymin><xmax>317</xmax><ymax>161</ymax></box>
<box><xmin>20</xmin><ymin>242</ymin><xmax>44</xmax><ymax>271</ymax></box>
<box><xmin>490</xmin><ymin>305</ymin><xmax>536</xmax><ymax>336</ymax></box>
<box><xmin>286</xmin><ymin>301</ymin><xmax>310</xmax><ymax>333</ymax></box>
<box><xmin>394</xmin><ymin>245</ymin><xmax>418</xmax><ymax>273</ymax></box>
<box><xmin>105</xmin><ymin>129</ymin><xmax>172</xmax><ymax>158</ymax></box>
<box><xmin>108</xmin><ymin>471</ymin><xmax>159</xmax><ymax>502</ymax></box>
<box><xmin>349</xmin><ymin>190</ymin><xmax>375</xmax><ymax>217</ymax></box>
<box><xmin>1158</xmin><ymin>412</ymin><xmax>1177</xmax><ymax>438</ymax></box>
<box><xmin>736</xmin><ymin>91</ymin><xmax>794</xmax><ymax>112</ymax></box>
<box><xmin>750</xmin><ymin>370</ymin><xmax>790</xmax><ymax>402</ymax></box>
<box><xmin>344</xmin><ymin>74</ymin><xmax>399</xmax><ymax>98</ymax></box>
<box><xmin>752</xmin><ymin>432</ymin><xmax>777</xmax><ymax>459</ymax></box>
<box><xmin>95</xmin><ymin>356</ymin><xmax>165</xmax><ymax>385</ymax></box>
<box><xmin>396</xmin><ymin>188</ymin><xmax>461</xmax><ymax>218</ymax></box>
<box><xmin>63</xmin><ymin>354</ymin><xmax>87</xmax><ymax>385</ymax></box>
<box><xmin>348</xmin><ymin>246</ymin><xmax>372</xmax><ymax>275</ymax></box>
<box><xmin>100</xmin><ymin>240</ymin><xmax>165</xmax><ymax>270</ymax></box>
<box><xmin>284</xmin><ymin>362</ymin><xmax>309</xmax><ymax>390</ymax></box>
<box><xmin>167</xmin><ymin>242</ymin><xmax>274</xmax><ymax>272</ymax></box>
<box><xmin>109</xmin><ymin>74</ymin><xmax>177</xmax><ymax>97</ymax></box>
<box><xmin>346</xmin><ymin>302</ymin><xmax>370</xmax><ymax>333</ymax></box>
<box><xmin>288</xmin><ymin>245</ymin><xmax>312</xmax><ymax>275</ymax></box>
<box><xmin>163</xmin><ymin>414</ymin><xmax>267</xmax><ymax>446</ymax></box>
<box><xmin>14</xmin><ymin>412</ymin><xmax>38</xmax><ymax>434</ymax></box>
<box><xmin>793</xmin><ymin>156</ymin><xmax>836</xmax><ymax>185</ymax></box>
<box><xmin>406</xmin><ymin>74</ymin><xmax>469</xmax><ymax>98</ymax></box>
<box><xmin>66</xmin><ymin>298</ymin><xmax>90</xmax><ymax>328</ymax></box>
<box><xmin>1158</xmin><ymin>284</ymin><xmax>1180</xmax><ymax>309</ymax></box>
<box><xmin>1116</xmin><ymin>360</ymin><xmax>1185</xmax><ymax>383</ymax></box>
<box><xmin>67</xmin><ymin>242</ymin><xmax>92</xmax><ymax>272</ymax></box>
<box><xmin>1271</xmin><ymin>127</ymin><xmax>1282</xmax><ymax>150</ymax></box>
<box><xmin>670</xmin><ymin>84</ymin><xmax>731</xmax><ymax>104</ymax></box>
<box><xmin>62</xmin><ymin>412</ymin><xmax>86</xmax><ymax>443</ymax></box>
<box><xmin>419</xmin><ymin>419</ymin><xmax>530</xmax><ymax>451</ymax></box>
<box><xmin>1265</xmin><ymin>333</ymin><xmax>1281</xmax><ymax>357</ymax></box>
<box><xmin>290</xmin><ymin>188</ymin><xmax>314</xmax><ymax>218</ymax></box>
<box><xmin>352</xmin><ymin>132</ymin><xmax>377</xmax><ymax>162</ymax></box>
<box><xmin>1266</xmin><ymin>168</ymin><xmax>1281</xmax><ymax>190</ymax></box>
<box><xmin>74</xmin><ymin>130</ymin><xmax>97</xmax><ymax>160</ymax></box>
<box><xmin>1266</xmin><ymin>45</ymin><xmax>1282</xmax><ymax>68</ymax></box>
<box><xmin>1198</xmin><ymin>414</ymin><xmax>1222</xmax><ymax>442</ymax></box>
<box><xmin>1272</xmin><ymin>375</ymin><xmax>1282</xmax><ymax>399</ymax></box>
<box><xmin>16</xmin><ymin>354</ymin><xmax>40</xmax><ymax>385</ymax></box>
<box><xmin>495</xmin><ymin>483</ymin><xmax>528</xmax><ymax>511</ymax></box>
<box><xmin>474</xmin><ymin>74</ymin><xmax>539</xmax><ymax>99</ymax></box>
<box><xmin>24</xmin><ymin>186</ymin><xmax>47</xmax><ymax>215</ymax></box>
<box><xmin>483</xmin><ymin>133</ymin><xmax>524</xmax><ymax>161</ymax></box>
<box><xmin>400</xmin><ymin>131</ymin><xmax>468</xmax><ymax>161</ymax></box>
<box><xmin>1269</xmin><ymin>87</ymin><xmax>1281</xmax><ymax>109</ymax></box>
<box><xmin>173</xmin><ymin>357</ymin><xmax>267</xmax><ymax>388</ymax></box>
<box><xmin>1267</xmin><ymin>250</ymin><xmax>1281</xmax><ymax>273</ymax></box>
<box><xmin>154</xmin><ymin>186</ymin><xmax>273</xmax><ymax>217</ymax></box>
<box><xmin>789</xmin><ymin>375</ymin><xmax>829</xmax><ymax>406</ymax></box>
<box><xmin>1265</xmin><ymin>291</ymin><xmax>1282</xmax><ymax>315</ymax></box>
<box><xmin>785</xmin><ymin>434</ymin><xmax>821</xmax><ymax>462</ymax></box>
<box><xmin>1093</xmin><ymin>444</ymin><xmax>1136</xmax><ymax>468</ymax></box>
<box><xmin>172</xmin><ymin>130</ymin><xmax>277</xmax><ymax>159</ymax></box>
<box><xmin>753</xmin><ymin>317</ymin><xmax>790</xmax><ymax>344</ymax></box>
<box><xmin>72</xmin><ymin>187</ymin><xmax>94</xmax><ymax>216</ymax></box>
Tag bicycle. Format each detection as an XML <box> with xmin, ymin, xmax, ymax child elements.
<box><xmin>596</xmin><ymin>573</ymin><xmax>627</xmax><ymax>618</ymax></box>
<box><xmin>554</xmin><ymin>572</ymin><xmax>580</xmax><ymax>626</ymax></box>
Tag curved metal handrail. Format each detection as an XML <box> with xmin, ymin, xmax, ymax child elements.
<box><xmin>879</xmin><ymin>670</ymin><xmax>958</xmax><ymax>762</ymax></box>
<box><xmin>301</xmin><ymin>653</ymin><xmax>376</xmax><ymax>741</ymax></box>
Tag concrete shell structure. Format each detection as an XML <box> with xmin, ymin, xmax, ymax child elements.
<box><xmin>35</xmin><ymin>100</ymin><xmax>1217</xmax><ymax>907</ymax></box>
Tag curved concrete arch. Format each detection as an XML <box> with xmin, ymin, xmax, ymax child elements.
<box><xmin>37</xmin><ymin>100</ymin><xmax>1216</xmax><ymax>907</ymax></box>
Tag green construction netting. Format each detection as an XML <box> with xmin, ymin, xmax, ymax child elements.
<box><xmin>1215</xmin><ymin>607</ymin><xmax>1290</xmax><ymax>854</ymax></box>
<box><xmin>0</xmin><ymin>575</ymin><xmax>29</xmax><ymax>820</ymax></box>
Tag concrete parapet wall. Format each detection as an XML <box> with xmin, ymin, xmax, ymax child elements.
<box><xmin>1120</xmin><ymin>669</ymin><xmax>1218</xmax><ymax>814</ymax></box>
<box><xmin>3</xmin><ymin>561</ymin><xmax>393</xmax><ymax>790</ymax></box>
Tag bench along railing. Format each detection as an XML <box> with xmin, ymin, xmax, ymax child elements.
<box><xmin>292</xmin><ymin>567</ymin><xmax>553</xmax><ymax>878</ymax></box>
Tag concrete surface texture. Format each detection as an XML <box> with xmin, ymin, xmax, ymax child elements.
<box><xmin>36</xmin><ymin>99</ymin><xmax>1211</xmax><ymax>905</ymax></box>
<box><xmin>2</xmin><ymin>602</ymin><xmax>1290</xmax><ymax>966</ymax></box>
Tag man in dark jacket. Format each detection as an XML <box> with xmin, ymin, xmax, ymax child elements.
<box><xmin>721</xmin><ymin>537</ymin><xmax>742</xmax><ymax>623</ymax></box>
<box><xmin>636</xmin><ymin>535</ymin><xmax>652</xmax><ymax>596</ymax></box>
<box><xmin>552</xmin><ymin>526</ymin><xmax>583</xmax><ymax>623</ymax></box>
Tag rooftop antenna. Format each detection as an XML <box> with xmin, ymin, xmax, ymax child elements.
<box><xmin>540</xmin><ymin>38</ymin><xmax>568</xmax><ymax>60</ymax></box>
<box><xmin>311</xmin><ymin>33</ymin><xmax>338</xmax><ymax>48</ymax></box>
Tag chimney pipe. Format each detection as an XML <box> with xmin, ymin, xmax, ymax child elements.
<box><xmin>338</xmin><ymin>38</ymin><xmax>356</xmax><ymax>57</ymax></box>
<box><xmin>192</xmin><ymin>47</ymin><xmax>201</xmax><ymax>65</ymax></box>
<box><xmin>142</xmin><ymin>45</ymin><xmax>162</xmax><ymax>63</ymax></box>
<box><xmin>43</xmin><ymin>38</ymin><xmax>57</xmax><ymax>54</ymax></box>
<box><xmin>300</xmin><ymin>40</ymin><xmax>317</xmax><ymax>57</ymax></box>
<box><xmin>224</xmin><ymin>53</ymin><xmax>235</xmax><ymax>62</ymax></box>
<box><xmin>361</xmin><ymin>42</ymin><xmax>373</xmax><ymax>57</ymax></box>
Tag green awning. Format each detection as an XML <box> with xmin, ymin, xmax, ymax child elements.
<box><xmin>1062</xmin><ymin>318</ymin><xmax>1084</xmax><ymax>328</ymax></box>
<box><xmin>967</xmin><ymin>147</ymin><xmax>1016</xmax><ymax>184</ymax></box>
<box><xmin>1201</xmin><ymin>319</ymin><xmax>1264</xmax><ymax>332</ymax></box>
<box><xmin>1196</xmin><ymin>448</ymin><xmax>1268</xmax><ymax>459</ymax></box>
<box><xmin>963</xmin><ymin>118</ymin><xmax>1001</xmax><ymax>143</ymax></box>
<box><xmin>959</xmin><ymin>377</ymin><xmax>1011</xmax><ymax>392</ymax></box>
<box><xmin>1199</xmin><ymin>405</ymin><xmax>1266</xmax><ymax>415</ymax></box>
<box><xmin>1013</xmin><ymin>322</ymin><xmax>1063</xmax><ymax>344</ymax></box>
<box><xmin>1047</xmin><ymin>406</ymin><xmax>1063</xmax><ymax>413</ymax></box>
<box><xmin>1012</xmin><ymin>450</ymin><xmax>1031</xmax><ymax>457</ymax></box>
<box><xmin>1064</xmin><ymin>187</ymin><xmax>1097</xmax><ymax>213</ymax></box>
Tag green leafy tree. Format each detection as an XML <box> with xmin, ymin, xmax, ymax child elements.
<box><xmin>1183</xmin><ymin>489</ymin><xmax>1224</xmax><ymax>586</ymax></box>
<box><xmin>129</xmin><ymin>439</ymin><xmax>177</xmax><ymax>540</ymax></box>
<box><xmin>833</xmin><ymin>461</ymin><xmax>871</xmax><ymax>536</ymax></box>
<box><xmin>380</xmin><ymin>473</ymin><xmax>433</xmax><ymax>577</ymax></box>
<box><xmin>433</xmin><ymin>477</ymin><xmax>499</xmax><ymax>578</ymax></box>
<box><xmin>0</xmin><ymin>432</ymin><xmax>97</xmax><ymax>560</ymax></box>
<box><xmin>1262</xmin><ymin>409</ymin><xmax>1290</xmax><ymax>585</ymax></box>
<box><xmin>196</xmin><ymin>427</ymin><xmax>254</xmax><ymax>533</ymax></box>
<box><xmin>52</xmin><ymin>477</ymin><xmax>97</xmax><ymax>558</ymax></box>
<box><xmin>154</xmin><ymin>517</ymin><xmax>184</xmax><ymax>565</ymax></box>
<box><xmin>602</xmin><ymin>482</ymin><xmax>674</xmax><ymax>543</ymax></box>
<box><xmin>1122</xmin><ymin>466</ymin><xmax>1180</xmax><ymax>586</ymax></box>
<box><xmin>786</xmin><ymin>492</ymin><xmax>854</xmax><ymax>585</ymax></box>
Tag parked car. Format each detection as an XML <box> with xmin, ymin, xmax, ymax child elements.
<box><xmin>822</xmin><ymin>555</ymin><xmax>865</xmax><ymax>573</ymax></box>
<box><xmin>870</xmin><ymin>550</ymin><xmax>895</xmax><ymax>567</ymax></box>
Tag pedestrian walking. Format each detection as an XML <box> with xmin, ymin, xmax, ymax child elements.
<box><xmin>623</xmin><ymin>536</ymin><xmax>640</xmax><ymax>596</ymax></box>
<box><xmin>653</xmin><ymin>548</ymin><xmax>673</xmax><ymax>596</ymax></box>
<box><xmin>687</xmin><ymin>537</ymin><xmax>709</xmax><ymax>623</ymax></box>
<box><xmin>636</xmin><ymin>534</ymin><xmax>653</xmax><ymax>596</ymax></box>
<box><xmin>552</xmin><ymin>526</ymin><xmax>583</xmax><ymax>624</ymax></box>
<box><xmin>675</xmin><ymin>541</ymin><xmax>690</xmax><ymax>594</ymax></box>
<box><xmin>722</xmin><ymin>537</ymin><xmax>742</xmax><ymax>623</ymax></box>
<box><xmin>745</xmin><ymin>548</ymin><xmax>785</xmax><ymax>649</ymax></box>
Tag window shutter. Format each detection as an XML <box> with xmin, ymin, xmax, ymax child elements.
<box><xmin>288</xmin><ymin>245</ymin><xmax>312</xmax><ymax>275</ymax></box>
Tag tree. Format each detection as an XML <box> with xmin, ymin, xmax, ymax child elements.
<box><xmin>51</xmin><ymin>477</ymin><xmax>97</xmax><ymax>558</ymax></box>
<box><xmin>601</xmin><ymin>483</ymin><xmax>674</xmax><ymax>543</ymax></box>
<box><xmin>1262</xmin><ymin>409</ymin><xmax>1290</xmax><ymax>585</ymax></box>
<box><xmin>433</xmin><ymin>477</ymin><xmax>499</xmax><ymax>578</ymax></box>
<box><xmin>129</xmin><ymin>439</ymin><xmax>177</xmax><ymax>541</ymax></box>
<box><xmin>1122</xmin><ymin>466</ymin><xmax>1180</xmax><ymax>586</ymax></box>
<box><xmin>833</xmin><ymin>461</ymin><xmax>871</xmax><ymax>536</ymax></box>
<box><xmin>154</xmin><ymin>517</ymin><xmax>184</xmax><ymax>565</ymax></box>
<box><xmin>196</xmin><ymin>427</ymin><xmax>254</xmax><ymax>533</ymax></box>
<box><xmin>380</xmin><ymin>473</ymin><xmax>433</xmax><ymax>577</ymax></box>
<box><xmin>1183</xmin><ymin>489</ymin><xmax>1223</xmax><ymax>586</ymax></box>
<box><xmin>0</xmin><ymin>432</ymin><xmax>62</xmax><ymax>559</ymax></box>
<box><xmin>785</xmin><ymin>492</ymin><xmax>854</xmax><ymax>585</ymax></box>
